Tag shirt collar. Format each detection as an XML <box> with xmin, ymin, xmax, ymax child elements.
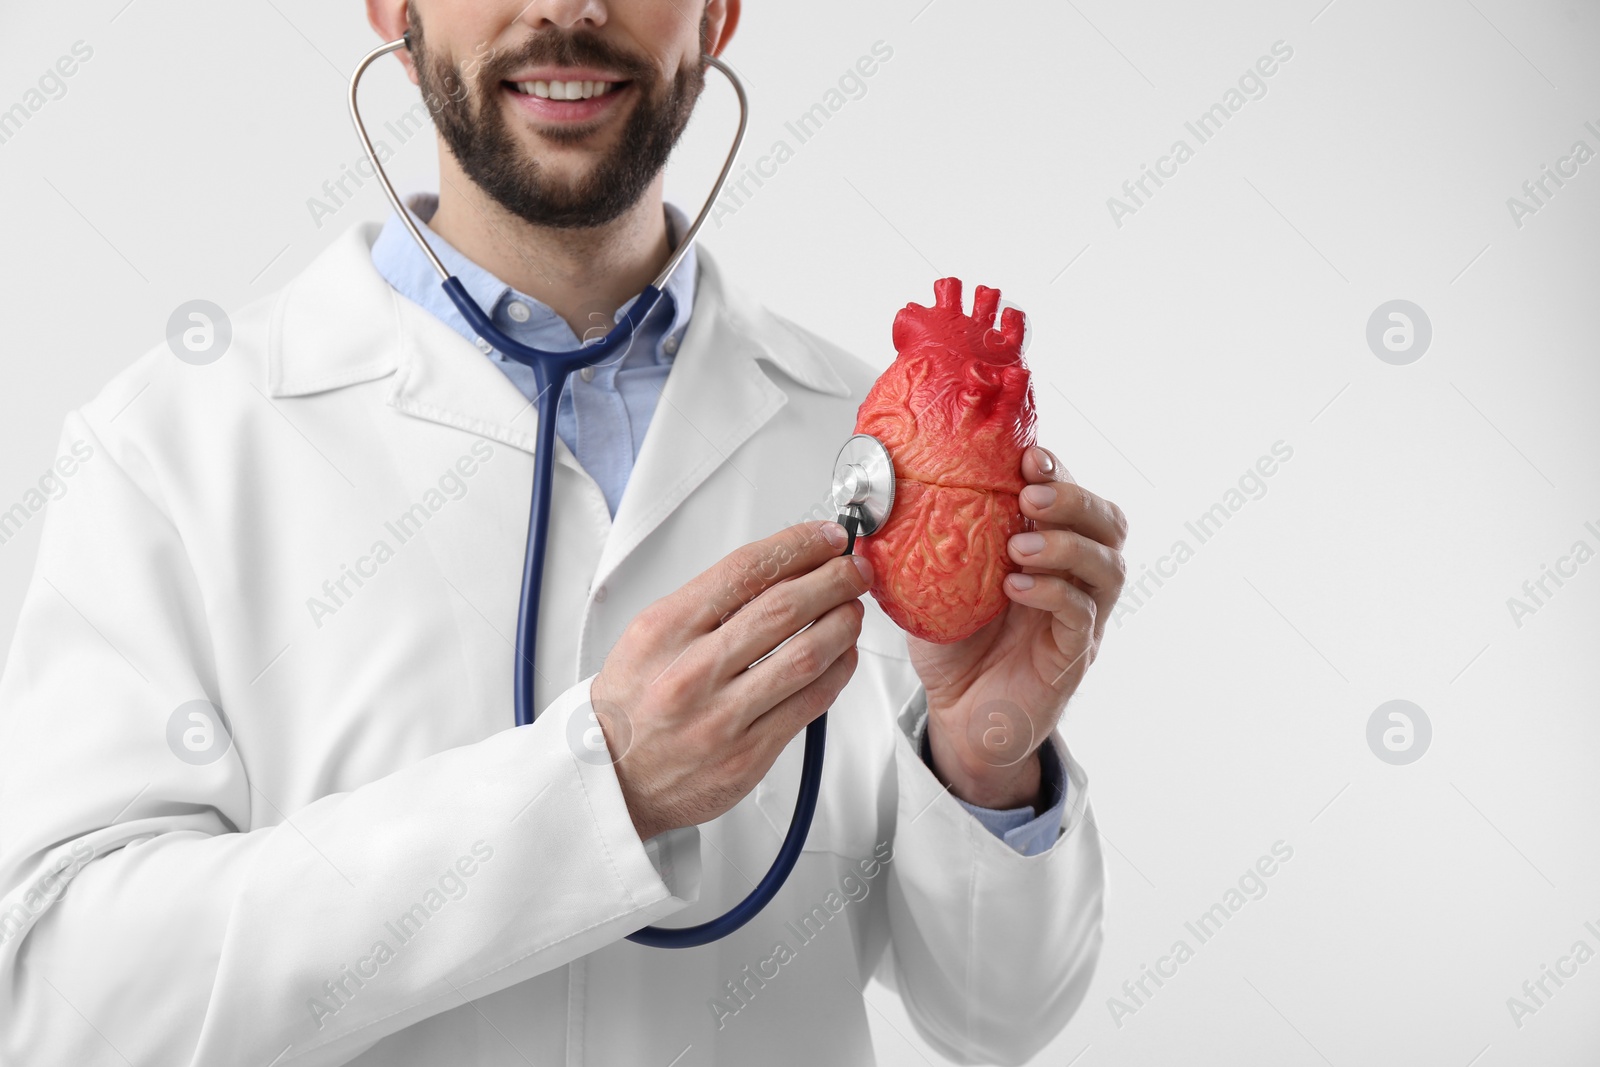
<box><xmin>370</xmin><ymin>192</ymin><xmax>698</xmax><ymax>363</ymax></box>
<box><xmin>269</xmin><ymin>220</ymin><xmax>852</xmax><ymax>403</ymax></box>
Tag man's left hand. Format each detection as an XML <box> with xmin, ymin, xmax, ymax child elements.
<box><xmin>910</xmin><ymin>446</ymin><xmax>1128</xmax><ymax>810</ymax></box>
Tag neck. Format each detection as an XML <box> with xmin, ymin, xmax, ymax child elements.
<box><xmin>426</xmin><ymin>151</ymin><xmax>672</xmax><ymax>337</ymax></box>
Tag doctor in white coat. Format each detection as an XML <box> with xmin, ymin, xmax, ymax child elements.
<box><xmin>0</xmin><ymin>1</ymin><xmax>1129</xmax><ymax>1064</ymax></box>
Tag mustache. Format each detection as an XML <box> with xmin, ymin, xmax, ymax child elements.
<box><xmin>479</xmin><ymin>29</ymin><xmax>659</xmax><ymax>84</ymax></box>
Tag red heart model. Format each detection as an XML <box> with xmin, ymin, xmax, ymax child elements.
<box><xmin>853</xmin><ymin>278</ymin><xmax>1037</xmax><ymax>644</ymax></box>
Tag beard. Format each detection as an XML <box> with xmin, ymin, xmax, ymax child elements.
<box><xmin>409</xmin><ymin>9</ymin><xmax>705</xmax><ymax>229</ymax></box>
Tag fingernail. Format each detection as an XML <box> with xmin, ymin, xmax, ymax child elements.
<box><xmin>1022</xmin><ymin>484</ymin><xmax>1056</xmax><ymax>509</ymax></box>
<box><xmin>852</xmin><ymin>554</ymin><xmax>874</xmax><ymax>584</ymax></box>
<box><xmin>1011</xmin><ymin>532</ymin><xmax>1046</xmax><ymax>555</ymax></box>
<box><xmin>820</xmin><ymin>522</ymin><xmax>847</xmax><ymax>548</ymax></box>
<box><xmin>1033</xmin><ymin>447</ymin><xmax>1056</xmax><ymax>474</ymax></box>
<box><xmin>1008</xmin><ymin>572</ymin><xmax>1036</xmax><ymax>591</ymax></box>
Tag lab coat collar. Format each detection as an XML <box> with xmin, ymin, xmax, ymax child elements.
<box><xmin>268</xmin><ymin>216</ymin><xmax>857</xmax><ymax>610</ymax></box>
<box><xmin>370</xmin><ymin>193</ymin><xmax>701</xmax><ymax>364</ymax></box>
<box><xmin>267</xmin><ymin>220</ymin><xmax>851</xmax><ymax>412</ymax></box>
<box><xmin>267</xmin><ymin>222</ymin><xmax>404</xmax><ymax>399</ymax></box>
<box><xmin>268</xmin><ymin>222</ymin><xmax>549</xmax><ymax>455</ymax></box>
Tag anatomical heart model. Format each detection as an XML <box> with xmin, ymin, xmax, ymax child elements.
<box><xmin>854</xmin><ymin>278</ymin><xmax>1037</xmax><ymax>644</ymax></box>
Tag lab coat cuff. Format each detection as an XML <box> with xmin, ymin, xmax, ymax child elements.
<box><xmin>549</xmin><ymin>676</ymin><xmax>702</xmax><ymax>908</ymax></box>
<box><xmin>896</xmin><ymin>688</ymin><xmax>1087</xmax><ymax>861</ymax></box>
<box><xmin>641</xmin><ymin>825</ymin><xmax>702</xmax><ymax>897</ymax></box>
<box><xmin>916</xmin><ymin>717</ymin><xmax>1070</xmax><ymax>857</ymax></box>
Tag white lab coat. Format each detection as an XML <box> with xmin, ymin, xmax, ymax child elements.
<box><xmin>0</xmin><ymin>222</ymin><xmax>1104</xmax><ymax>1067</ymax></box>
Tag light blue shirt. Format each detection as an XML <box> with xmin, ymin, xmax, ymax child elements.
<box><xmin>371</xmin><ymin>195</ymin><xmax>1068</xmax><ymax>855</ymax></box>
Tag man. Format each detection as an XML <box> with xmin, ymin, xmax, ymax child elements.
<box><xmin>0</xmin><ymin>1</ymin><xmax>1127</xmax><ymax>1063</ymax></box>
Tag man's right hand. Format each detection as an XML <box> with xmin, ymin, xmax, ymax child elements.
<box><xmin>590</xmin><ymin>521</ymin><xmax>873</xmax><ymax>842</ymax></box>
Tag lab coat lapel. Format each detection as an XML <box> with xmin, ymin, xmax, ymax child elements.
<box><xmin>389</xmin><ymin>296</ymin><xmax>596</xmax><ymax>476</ymax></box>
<box><xmin>390</xmin><ymin>296</ymin><xmax>561</xmax><ymax>461</ymax></box>
<box><xmin>593</xmin><ymin>253</ymin><xmax>789</xmax><ymax>586</ymax></box>
<box><xmin>270</xmin><ymin>221</ymin><xmax>581</xmax><ymax>468</ymax></box>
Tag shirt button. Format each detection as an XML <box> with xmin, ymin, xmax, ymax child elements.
<box><xmin>506</xmin><ymin>301</ymin><xmax>532</xmax><ymax>323</ymax></box>
<box><xmin>579</xmin><ymin>366</ymin><xmax>596</xmax><ymax>383</ymax></box>
<box><xmin>663</xmin><ymin>335</ymin><xmax>680</xmax><ymax>355</ymax></box>
<box><xmin>592</xmin><ymin>585</ymin><xmax>608</xmax><ymax>603</ymax></box>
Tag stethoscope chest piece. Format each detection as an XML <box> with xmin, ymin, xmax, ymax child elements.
<box><xmin>831</xmin><ymin>434</ymin><xmax>895</xmax><ymax>538</ymax></box>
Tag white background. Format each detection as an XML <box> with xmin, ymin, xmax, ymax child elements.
<box><xmin>2</xmin><ymin>0</ymin><xmax>1597</xmax><ymax>1064</ymax></box>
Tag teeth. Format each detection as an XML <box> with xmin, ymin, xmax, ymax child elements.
<box><xmin>514</xmin><ymin>79</ymin><xmax>616</xmax><ymax>101</ymax></box>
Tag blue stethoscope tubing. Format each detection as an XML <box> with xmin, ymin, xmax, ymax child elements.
<box><xmin>350</xmin><ymin>37</ymin><xmax>827</xmax><ymax>948</ymax></box>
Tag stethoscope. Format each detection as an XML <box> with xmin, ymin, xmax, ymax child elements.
<box><xmin>350</xmin><ymin>37</ymin><xmax>896</xmax><ymax>948</ymax></box>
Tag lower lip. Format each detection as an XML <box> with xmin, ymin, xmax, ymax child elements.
<box><xmin>504</xmin><ymin>82</ymin><xmax>631</xmax><ymax>125</ymax></box>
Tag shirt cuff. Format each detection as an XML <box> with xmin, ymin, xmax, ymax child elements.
<box><xmin>916</xmin><ymin>711</ymin><xmax>1069</xmax><ymax>858</ymax></box>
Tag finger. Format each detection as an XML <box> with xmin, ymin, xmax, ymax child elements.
<box><xmin>1022</xmin><ymin>445</ymin><xmax>1074</xmax><ymax>486</ymax></box>
<box><xmin>725</xmin><ymin>598</ymin><xmax>864</xmax><ymax>728</ymax></box>
<box><xmin>746</xmin><ymin>645</ymin><xmax>859</xmax><ymax>756</ymax></box>
<box><xmin>1009</xmin><ymin>527</ymin><xmax>1124</xmax><ymax>591</ymax></box>
<box><xmin>1003</xmin><ymin>572</ymin><xmax>1099</xmax><ymax>663</ymax></box>
<box><xmin>1018</xmin><ymin>475</ymin><xmax>1129</xmax><ymax>550</ymax></box>
<box><xmin>674</xmin><ymin>521</ymin><xmax>850</xmax><ymax>633</ymax></box>
<box><xmin>714</xmin><ymin>555</ymin><xmax>873</xmax><ymax>677</ymax></box>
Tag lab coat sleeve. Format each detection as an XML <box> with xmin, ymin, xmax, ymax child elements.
<box><xmin>0</xmin><ymin>412</ymin><xmax>699</xmax><ymax>1067</ymax></box>
<box><xmin>877</xmin><ymin>687</ymin><xmax>1105</xmax><ymax>1065</ymax></box>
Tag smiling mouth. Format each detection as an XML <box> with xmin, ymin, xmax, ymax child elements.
<box><xmin>509</xmin><ymin>78</ymin><xmax>627</xmax><ymax>100</ymax></box>
<box><xmin>502</xmin><ymin>77</ymin><xmax>635</xmax><ymax>126</ymax></box>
